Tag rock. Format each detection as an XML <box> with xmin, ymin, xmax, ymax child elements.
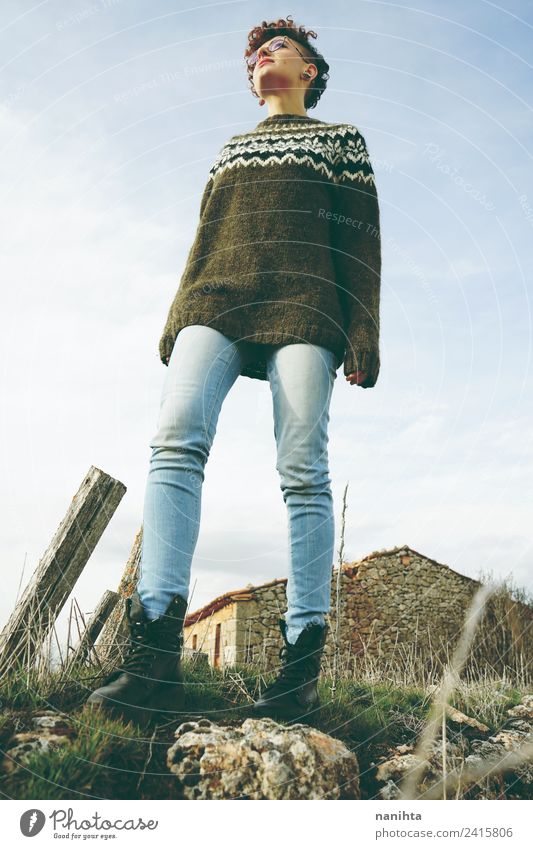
<box><xmin>446</xmin><ymin>705</ymin><xmax>490</xmax><ymax>735</ymax></box>
<box><xmin>30</xmin><ymin>710</ymin><xmax>76</xmax><ymax>736</ymax></box>
<box><xmin>373</xmin><ymin>696</ymin><xmax>533</xmax><ymax>800</ymax></box>
<box><xmin>376</xmin><ymin>752</ymin><xmax>430</xmax><ymax>786</ymax></box>
<box><xmin>374</xmin><ymin>738</ymin><xmax>467</xmax><ymax>799</ymax></box>
<box><xmin>508</xmin><ymin>695</ymin><xmax>533</xmax><ymax>720</ymax></box>
<box><xmin>465</xmin><ymin>724</ymin><xmax>533</xmax><ymax>799</ymax></box>
<box><xmin>0</xmin><ymin>711</ymin><xmax>77</xmax><ymax>774</ymax></box>
<box><xmin>166</xmin><ymin>717</ymin><xmax>360</xmax><ymax>799</ymax></box>
<box><xmin>1</xmin><ymin>732</ymin><xmax>71</xmax><ymax>773</ymax></box>
<box><xmin>395</xmin><ymin>743</ymin><xmax>414</xmax><ymax>754</ymax></box>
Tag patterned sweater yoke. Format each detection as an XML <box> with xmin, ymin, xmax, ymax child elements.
<box><xmin>159</xmin><ymin>113</ymin><xmax>382</xmax><ymax>386</ymax></box>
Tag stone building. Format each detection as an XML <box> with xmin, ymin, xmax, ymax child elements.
<box><xmin>182</xmin><ymin>545</ymin><xmax>533</xmax><ymax>676</ymax></box>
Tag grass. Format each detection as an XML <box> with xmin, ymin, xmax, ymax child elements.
<box><xmin>1</xmin><ymin>707</ymin><xmax>150</xmax><ymax>800</ymax></box>
<box><xmin>0</xmin><ymin>556</ymin><xmax>532</xmax><ymax>800</ymax></box>
<box><xmin>0</xmin><ymin>642</ymin><xmax>529</xmax><ymax>800</ymax></box>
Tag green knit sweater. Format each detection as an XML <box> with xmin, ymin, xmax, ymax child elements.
<box><xmin>159</xmin><ymin>113</ymin><xmax>381</xmax><ymax>386</ymax></box>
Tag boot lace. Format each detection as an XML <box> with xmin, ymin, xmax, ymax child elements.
<box><xmin>119</xmin><ymin>620</ymin><xmax>181</xmax><ymax>676</ymax></box>
<box><xmin>264</xmin><ymin>644</ymin><xmax>317</xmax><ymax>696</ymax></box>
<box><xmin>119</xmin><ymin>623</ymin><xmax>158</xmax><ymax>676</ymax></box>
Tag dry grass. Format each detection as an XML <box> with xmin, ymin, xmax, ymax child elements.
<box><xmin>0</xmin><ymin>568</ymin><xmax>532</xmax><ymax>800</ymax></box>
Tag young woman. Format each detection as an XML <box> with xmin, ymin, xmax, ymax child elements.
<box><xmin>87</xmin><ymin>15</ymin><xmax>381</xmax><ymax>725</ymax></box>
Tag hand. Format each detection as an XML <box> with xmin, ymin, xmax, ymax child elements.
<box><xmin>345</xmin><ymin>370</ymin><xmax>367</xmax><ymax>386</ymax></box>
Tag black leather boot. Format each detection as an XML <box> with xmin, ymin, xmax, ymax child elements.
<box><xmin>252</xmin><ymin>618</ymin><xmax>328</xmax><ymax>722</ymax></box>
<box><xmin>86</xmin><ymin>589</ymin><xmax>188</xmax><ymax>726</ymax></box>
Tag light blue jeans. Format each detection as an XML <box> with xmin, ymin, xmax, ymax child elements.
<box><xmin>138</xmin><ymin>324</ymin><xmax>338</xmax><ymax>644</ymax></box>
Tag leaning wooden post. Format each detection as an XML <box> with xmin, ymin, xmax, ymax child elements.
<box><xmin>94</xmin><ymin>525</ymin><xmax>142</xmax><ymax>674</ymax></box>
<box><xmin>0</xmin><ymin>466</ymin><xmax>126</xmax><ymax>676</ymax></box>
<box><xmin>331</xmin><ymin>482</ymin><xmax>349</xmax><ymax>697</ymax></box>
<box><xmin>65</xmin><ymin>590</ymin><xmax>119</xmax><ymax>672</ymax></box>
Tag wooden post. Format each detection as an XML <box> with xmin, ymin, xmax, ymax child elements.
<box><xmin>0</xmin><ymin>466</ymin><xmax>126</xmax><ymax>676</ymax></box>
<box><xmin>93</xmin><ymin>525</ymin><xmax>142</xmax><ymax>674</ymax></box>
<box><xmin>65</xmin><ymin>590</ymin><xmax>119</xmax><ymax>672</ymax></box>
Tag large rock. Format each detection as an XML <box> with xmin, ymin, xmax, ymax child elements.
<box><xmin>166</xmin><ymin>717</ymin><xmax>360</xmax><ymax>799</ymax></box>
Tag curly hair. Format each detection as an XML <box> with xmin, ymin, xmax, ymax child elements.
<box><xmin>244</xmin><ymin>14</ymin><xmax>330</xmax><ymax>110</ymax></box>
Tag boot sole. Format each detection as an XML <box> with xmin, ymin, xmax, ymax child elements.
<box><xmin>251</xmin><ymin>699</ymin><xmax>321</xmax><ymax>724</ymax></box>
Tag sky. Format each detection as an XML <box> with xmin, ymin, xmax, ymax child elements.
<box><xmin>1</xmin><ymin>0</ymin><xmax>532</xmax><ymax>643</ymax></box>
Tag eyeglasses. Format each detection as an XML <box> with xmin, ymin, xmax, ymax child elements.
<box><xmin>246</xmin><ymin>36</ymin><xmax>307</xmax><ymax>68</ymax></box>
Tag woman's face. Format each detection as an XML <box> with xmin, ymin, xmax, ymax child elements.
<box><xmin>252</xmin><ymin>36</ymin><xmax>310</xmax><ymax>100</ymax></box>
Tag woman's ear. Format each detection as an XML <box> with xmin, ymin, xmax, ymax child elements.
<box><xmin>259</xmin><ymin>97</ymin><xmax>265</xmax><ymax>106</ymax></box>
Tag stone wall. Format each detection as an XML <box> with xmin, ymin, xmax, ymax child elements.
<box><xmin>239</xmin><ymin>547</ymin><xmax>533</xmax><ymax>676</ymax></box>
<box><xmin>330</xmin><ymin>546</ymin><xmax>480</xmax><ymax>665</ymax></box>
<box><xmin>184</xmin><ymin>602</ymin><xmax>239</xmax><ymax>668</ymax></box>
<box><xmin>232</xmin><ymin>580</ymin><xmax>289</xmax><ymax>671</ymax></box>
<box><xmin>183</xmin><ymin>546</ymin><xmax>533</xmax><ymax>677</ymax></box>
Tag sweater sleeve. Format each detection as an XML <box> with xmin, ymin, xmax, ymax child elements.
<box><xmin>331</xmin><ymin>127</ymin><xmax>382</xmax><ymax>387</ymax></box>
